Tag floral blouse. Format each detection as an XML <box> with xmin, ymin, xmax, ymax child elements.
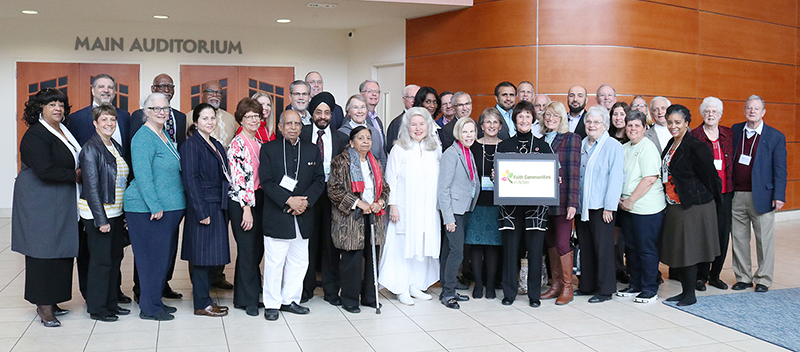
<box><xmin>227</xmin><ymin>134</ymin><xmax>261</xmax><ymax>207</ymax></box>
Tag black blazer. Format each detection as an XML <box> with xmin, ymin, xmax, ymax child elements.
<box><xmin>570</xmin><ymin>110</ymin><xmax>587</xmax><ymax>139</ymax></box>
<box><xmin>130</xmin><ymin>108</ymin><xmax>187</xmax><ymax>149</ymax></box>
<box><xmin>662</xmin><ymin>132</ymin><xmax>722</xmax><ymax>210</ymax></box>
<box><xmin>299</xmin><ymin>125</ymin><xmax>349</xmax><ymax>162</ymax></box>
<box><xmin>79</xmin><ymin>133</ymin><xmax>125</xmax><ymax>227</ymax></box>
<box><xmin>67</xmin><ymin>105</ymin><xmax>131</xmax><ymax>148</ymax></box>
<box><xmin>20</xmin><ymin>122</ymin><xmax>78</xmax><ymax>184</ymax></box>
<box><xmin>440</xmin><ymin>118</ymin><xmax>458</xmax><ymax>151</ymax></box>
<box><xmin>180</xmin><ymin>133</ymin><xmax>230</xmax><ymax>219</ymax></box>
<box><xmin>259</xmin><ymin>137</ymin><xmax>325</xmax><ymax>239</ymax></box>
<box><xmin>385</xmin><ymin>111</ymin><xmax>404</xmax><ymax>155</ymax></box>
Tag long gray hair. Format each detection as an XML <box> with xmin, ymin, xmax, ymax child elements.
<box><xmin>395</xmin><ymin>107</ymin><xmax>439</xmax><ymax>151</ymax></box>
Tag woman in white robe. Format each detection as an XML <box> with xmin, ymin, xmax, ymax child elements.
<box><xmin>378</xmin><ymin>107</ymin><xmax>442</xmax><ymax>306</ymax></box>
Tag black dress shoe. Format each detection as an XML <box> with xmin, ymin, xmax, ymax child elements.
<box><xmin>163</xmin><ymin>305</ymin><xmax>177</xmax><ymax>313</ymax></box>
<box><xmin>139</xmin><ymin>311</ymin><xmax>174</xmax><ymax>321</ymax></box>
<box><xmin>162</xmin><ymin>289</ymin><xmax>183</xmax><ymax>299</ymax></box>
<box><xmin>695</xmin><ymin>280</ymin><xmax>707</xmax><ymax>291</ymax></box>
<box><xmin>755</xmin><ymin>284</ymin><xmax>769</xmax><ymax>292</ymax></box>
<box><xmin>117</xmin><ymin>293</ymin><xmax>132</xmax><ymax>304</ymax></box>
<box><xmin>616</xmin><ymin>271</ymin><xmax>630</xmax><ymax>284</ymax></box>
<box><xmin>708</xmin><ymin>279</ymin><xmax>728</xmax><ymax>290</ymax></box>
<box><xmin>573</xmin><ymin>290</ymin><xmax>594</xmax><ymax>296</ymax></box>
<box><xmin>361</xmin><ymin>302</ymin><xmax>382</xmax><ymax>309</ymax></box>
<box><xmin>324</xmin><ymin>296</ymin><xmax>342</xmax><ymax>306</ymax></box>
<box><xmin>52</xmin><ymin>305</ymin><xmax>70</xmax><ymax>316</ymax></box>
<box><xmin>588</xmin><ymin>294</ymin><xmax>612</xmax><ymax>303</ymax></box>
<box><xmin>472</xmin><ymin>287</ymin><xmax>483</xmax><ymax>299</ymax></box>
<box><xmin>485</xmin><ymin>288</ymin><xmax>496</xmax><ymax>299</ymax></box>
<box><xmin>300</xmin><ymin>297</ymin><xmax>310</xmax><ymax>304</ymax></box>
<box><xmin>731</xmin><ymin>282</ymin><xmax>752</xmax><ymax>291</ymax></box>
<box><xmin>280</xmin><ymin>302</ymin><xmax>310</xmax><ymax>315</ymax></box>
<box><xmin>91</xmin><ymin>313</ymin><xmax>119</xmax><ymax>322</ymax></box>
<box><xmin>501</xmin><ymin>298</ymin><xmax>514</xmax><ymax>306</ymax></box>
<box><xmin>441</xmin><ymin>298</ymin><xmax>460</xmax><ymax>309</ymax></box>
<box><xmin>212</xmin><ymin>280</ymin><xmax>234</xmax><ymax>290</ymax></box>
<box><xmin>246</xmin><ymin>306</ymin><xmax>259</xmax><ymax>316</ymax></box>
<box><xmin>454</xmin><ymin>293</ymin><xmax>470</xmax><ymax>302</ymax></box>
<box><xmin>115</xmin><ymin>306</ymin><xmax>131</xmax><ymax>315</ymax></box>
<box><xmin>342</xmin><ymin>305</ymin><xmax>361</xmax><ymax>313</ymax></box>
<box><xmin>529</xmin><ymin>300</ymin><xmax>541</xmax><ymax>308</ymax></box>
<box><xmin>264</xmin><ymin>308</ymin><xmax>279</xmax><ymax>321</ymax></box>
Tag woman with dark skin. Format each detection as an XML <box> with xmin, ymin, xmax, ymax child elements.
<box><xmin>413</xmin><ymin>86</ymin><xmax>440</xmax><ymax>121</ymax></box>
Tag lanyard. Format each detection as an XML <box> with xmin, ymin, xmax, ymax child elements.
<box><xmin>212</xmin><ymin>145</ymin><xmax>232</xmax><ymax>183</ymax></box>
<box><xmin>150</xmin><ymin>123</ymin><xmax>181</xmax><ymax>164</ymax></box>
<box><xmin>283</xmin><ymin>139</ymin><xmax>301</xmax><ymax>178</ymax></box>
<box><xmin>740</xmin><ymin>129</ymin><xmax>757</xmax><ymax>157</ymax></box>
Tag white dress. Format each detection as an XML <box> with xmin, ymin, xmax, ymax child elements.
<box><xmin>378</xmin><ymin>141</ymin><xmax>442</xmax><ymax>294</ymax></box>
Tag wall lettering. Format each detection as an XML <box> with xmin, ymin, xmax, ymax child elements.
<box><xmin>74</xmin><ymin>36</ymin><xmax>243</xmax><ymax>54</ymax></box>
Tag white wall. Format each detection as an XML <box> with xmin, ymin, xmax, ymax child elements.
<box><xmin>0</xmin><ymin>18</ymin><xmax>406</xmax><ymax>214</ymax></box>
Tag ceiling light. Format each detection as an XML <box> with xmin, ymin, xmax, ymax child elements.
<box><xmin>21</xmin><ymin>10</ymin><xmax>38</xmax><ymax>15</ymax></box>
<box><xmin>276</xmin><ymin>18</ymin><xmax>291</xmax><ymax>23</ymax></box>
<box><xmin>153</xmin><ymin>15</ymin><xmax>169</xmax><ymax>19</ymax></box>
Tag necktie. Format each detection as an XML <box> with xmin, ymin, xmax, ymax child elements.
<box><xmin>317</xmin><ymin>130</ymin><xmax>325</xmax><ymax>158</ymax></box>
<box><xmin>165</xmin><ymin>110</ymin><xmax>176</xmax><ymax>144</ymax></box>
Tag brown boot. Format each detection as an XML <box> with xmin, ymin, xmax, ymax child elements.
<box><xmin>541</xmin><ymin>247</ymin><xmax>562</xmax><ymax>299</ymax></box>
<box><xmin>556</xmin><ymin>251</ymin><xmax>574</xmax><ymax>305</ymax></box>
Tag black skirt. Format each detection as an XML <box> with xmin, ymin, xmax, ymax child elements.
<box><xmin>25</xmin><ymin>256</ymin><xmax>73</xmax><ymax>305</ymax></box>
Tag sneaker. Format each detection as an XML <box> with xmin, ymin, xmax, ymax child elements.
<box><xmin>616</xmin><ymin>286</ymin><xmax>641</xmax><ymax>297</ymax></box>
<box><xmin>633</xmin><ymin>292</ymin><xmax>658</xmax><ymax>303</ymax></box>
<box><xmin>397</xmin><ymin>292</ymin><xmax>415</xmax><ymax>306</ymax></box>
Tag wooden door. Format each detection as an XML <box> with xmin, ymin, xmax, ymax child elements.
<box><xmin>15</xmin><ymin>62</ymin><xmax>140</xmax><ymax>169</ymax></box>
<box><xmin>180</xmin><ymin>65</ymin><xmax>294</xmax><ymax>131</ymax></box>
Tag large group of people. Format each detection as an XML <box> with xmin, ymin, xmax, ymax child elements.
<box><xmin>11</xmin><ymin>71</ymin><xmax>787</xmax><ymax>328</ymax></box>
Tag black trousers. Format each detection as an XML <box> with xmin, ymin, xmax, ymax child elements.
<box><xmin>698</xmin><ymin>192</ymin><xmax>733</xmax><ymax>283</ymax></box>
<box><xmin>191</xmin><ymin>265</ymin><xmax>214</xmax><ymax>309</ymax></box>
<box><xmin>133</xmin><ymin>221</ymin><xmax>180</xmax><ymax>296</ymax></box>
<box><xmin>440</xmin><ymin>214</ymin><xmax>466</xmax><ymax>299</ymax></box>
<box><xmin>77</xmin><ymin>221</ymin><xmax>89</xmax><ymax>299</ymax></box>
<box><xmin>576</xmin><ymin>209</ymin><xmax>617</xmax><ymax>295</ymax></box>
<box><xmin>229</xmin><ymin>190</ymin><xmax>264</xmax><ymax>308</ymax></box>
<box><xmin>303</xmin><ymin>192</ymin><xmax>341</xmax><ymax>301</ymax></box>
<box><xmin>501</xmin><ymin>209</ymin><xmax>545</xmax><ymax>302</ymax></box>
<box><xmin>83</xmin><ymin>216</ymin><xmax>126</xmax><ymax>316</ymax></box>
<box><xmin>339</xmin><ymin>217</ymin><xmax>379</xmax><ymax>308</ymax></box>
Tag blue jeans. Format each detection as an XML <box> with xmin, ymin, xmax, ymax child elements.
<box><xmin>619</xmin><ymin>209</ymin><xmax>664</xmax><ymax>295</ymax></box>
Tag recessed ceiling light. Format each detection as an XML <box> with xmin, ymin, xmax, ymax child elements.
<box><xmin>276</xmin><ymin>18</ymin><xmax>291</xmax><ymax>23</ymax></box>
<box><xmin>21</xmin><ymin>10</ymin><xmax>38</xmax><ymax>15</ymax></box>
<box><xmin>153</xmin><ymin>15</ymin><xmax>169</xmax><ymax>19</ymax></box>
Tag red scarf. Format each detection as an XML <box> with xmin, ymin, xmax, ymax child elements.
<box><xmin>350</xmin><ymin>150</ymin><xmax>385</xmax><ymax>216</ymax></box>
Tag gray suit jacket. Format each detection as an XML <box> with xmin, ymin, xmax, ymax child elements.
<box><xmin>644</xmin><ymin>127</ymin><xmax>663</xmax><ymax>153</ymax></box>
<box><xmin>437</xmin><ymin>144</ymin><xmax>479</xmax><ymax>224</ymax></box>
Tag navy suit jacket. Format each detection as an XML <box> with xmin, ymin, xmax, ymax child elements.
<box><xmin>732</xmin><ymin>122</ymin><xmax>787</xmax><ymax>214</ymax></box>
<box><xmin>300</xmin><ymin>125</ymin><xmax>349</xmax><ymax>163</ymax></box>
<box><xmin>67</xmin><ymin>105</ymin><xmax>131</xmax><ymax>147</ymax></box>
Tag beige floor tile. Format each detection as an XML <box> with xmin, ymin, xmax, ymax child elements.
<box><xmin>598</xmin><ymin>312</ymin><xmax>679</xmax><ymax>332</ymax></box>
<box><xmin>522</xmin><ymin>304</ymin><xmax>592</xmax><ymax>321</ymax></box>
<box><xmin>287</xmin><ymin>320</ymin><xmax>360</xmax><ymax>341</ymax></box>
<box><xmin>0</xmin><ymin>322</ymin><xmax>29</xmax><ymax>339</ymax></box>
<box><xmin>363</xmin><ymin>331</ymin><xmax>444</xmax><ymax>352</ymax></box>
<box><xmin>297</xmin><ymin>336</ymin><xmax>375</xmax><ymax>352</ymax></box>
<box><xmin>157</xmin><ymin>315</ymin><xmax>224</xmax><ymax>330</ymax></box>
<box><xmin>224</xmin><ymin>322</ymin><xmax>295</xmax><ymax>343</ymax></box>
<box><xmin>488</xmin><ymin>321</ymin><xmax>568</xmax><ymax>343</ymax></box>
<box><xmin>0</xmin><ymin>308</ymin><xmax>36</xmax><ymax>323</ymax></box>
<box><xmin>668</xmin><ymin>343</ymin><xmax>744</xmax><ymax>352</ymax></box>
<box><xmin>515</xmin><ymin>337</ymin><xmax>595</xmax><ymax>352</ymax></box>
<box><xmin>350</xmin><ymin>316</ymin><xmax>424</xmax><ymax>336</ymax></box>
<box><xmin>448</xmin><ymin>343</ymin><xmax>522</xmax><ymax>352</ymax></box>
<box><xmin>576</xmin><ymin>331</ymin><xmax>662</xmax><ymax>352</ymax></box>
<box><xmin>428</xmin><ymin>326</ymin><xmax>507</xmax><ymax>349</ymax></box>
<box><xmin>23</xmin><ymin>317</ymin><xmax>96</xmax><ymax>336</ymax></box>
<box><xmin>691</xmin><ymin>322</ymin><xmax>754</xmax><ymax>343</ymax></box>
<box><xmin>410</xmin><ymin>312</ymin><xmax>482</xmax><ymax>331</ymax></box>
<box><xmin>90</xmin><ymin>316</ymin><xmax>159</xmax><ymax>334</ymax></box>
<box><xmin>156</xmin><ymin>327</ymin><xmax>227</xmax><ymax>348</ymax></box>
<box><xmin>726</xmin><ymin>339</ymin><xmax>793</xmax><ymax>351</ymax></box>
<box><xmin>156</xmin><ymin>345</ymin><xmax>229</xmax><ymax>352</ymax></box>
<box><xmin>0</xmin><ymin>337</ymin><xmax>18</xmax><ymax>352</ymax></box>
<box><xmin>464</xmin><ymin>308</ymin><xmax>538</xmax><ymax>326</ymax></box>
<box><xmin>11</xmin><ymin>333</ymin><xmax>90</xmax><ymax>352</ymax></box>
<box><xmin>85</xmin><ymin>330</ymin><xmax>158</xmax><ymax>351</ymax></box>
<box><xmin>546</xmin><ymin>316</ymin><xmax>625</xmax><ymax>337</ymax></box>
<box><xmin>227</xmin><ymin>341</ymin><xmax>301</xmax><ymax>352</ymax></box>
<box><xmin>634</xmin><ymin>327</ymin><xmax>719</xmax><ymax>349</ymax></box>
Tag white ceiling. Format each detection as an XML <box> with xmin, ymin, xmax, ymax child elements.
<box><xmin>1</xmin><ymin>0</ymin><xmax>469</xmax><ymax>30</ymax></box>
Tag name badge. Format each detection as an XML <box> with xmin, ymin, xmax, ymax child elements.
<box><xmin>280</xmin><ymin>175</ymin><xmax>298</xmax><ymax>192</ymax></box>
<box><xmin>714</xmin><ymin>159</ymin><xmax>723</xmax><ymax>170</ymax></box>
<box><xmin>738</xmin><ymin>155</ymin><xmax>751</xmax><ymax>166</ymax></box>
<box><xmin>481</xmin><ymin>176</ymin><xmax>494</xmax><ymax>191</ymax></box>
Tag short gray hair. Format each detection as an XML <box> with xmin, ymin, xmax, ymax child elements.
<box><xmin>289</xmin><ymin>80</ymin><xmax>310</xmax><ymax>93</ymax></box>
<box><xmin>142</xmin><ymin>93</ymin><xmax>167</xmax><ymax>108</ymax></box>
<box><xmin>585</xmin><ymin>105</ymin><xmax>610</xmax><ymax>130</ymax></box>
<box><xmin>596</xmin><ymin>83</ymin><xmax>616</xmax><ymax>96</ymax></box>
<box><xmin>745</xmin><ymin>94</ymin><xmax>765</xmax><ymax>109</ymax></box>
<box><xmin>699</xmin><ymin>96</ymin><xmax>723</xmax><ymax>115</ymax></box>
<box><xmin>452</xmin><ymin>91</ymin><xmax>471</xmax><ymax>104</ymax></box>
<box><xmin>649</xmin><ymin>96</ymin><xmax>671</xmax><ymax>110</ymax></box>
<box><xmin>403</xmin><ymin>84</ymin><xmax>420</xmax><ymax>97</ymax></box>
<box><xmin>345</xmin><ymin>94</ymin><xmax>367</xmax><ymax>113</ymax></box>
<box><xmin>93</xmin><ymin>73</ymin><xmax>116</xmax><ymax>88</ymax></box>
<box><xmin>396</xmin><ymin>107</ymin><xmax>439</xmax><ymax>151</ymax></box>
<box><xmin>359</xmin><ymin>79</ymin><xmax>380</xmax><ymax>93</ymax></box>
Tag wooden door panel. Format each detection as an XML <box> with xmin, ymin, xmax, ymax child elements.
<box><xmin>698</xmin><ymin>56</ymin><xmax>795</xmax><ymax>104</ymax></box>
<box><xmin>699</xmin><ymin>12</ymin><xmax>796</xmax><ymax>65</ymax></box>
<box><xmin>237</xmin><ymin>66</ymin><xmax>294</xmax><ymax>123</ymax></box>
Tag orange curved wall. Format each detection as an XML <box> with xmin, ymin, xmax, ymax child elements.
<box><xmin>407</xmin><ymin>0</ymin><xmax>800</xmax><ymax>210</ymax></box>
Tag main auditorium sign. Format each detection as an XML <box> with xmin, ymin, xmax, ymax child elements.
<box><xmin>74</xmin><ymin>37</ymin><xmax>243</xmax><ymax>54</ymax></box>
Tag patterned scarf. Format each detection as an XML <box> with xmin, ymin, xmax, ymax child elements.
<box><xmin>348</xmin><ymin>147</ymin><xmax>385</xmax><ymax>216</ymax></box>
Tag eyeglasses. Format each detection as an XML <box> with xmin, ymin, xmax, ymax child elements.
<box><xmin>243</xmin><ymin>114</ymin><xmax>261</xmax><ymax>120</ymax></box>
<box><xmin>585</xmin><ymin>120</ymin><xmax>604</xmax><ymax>126</ymax></box>
<box><xmin>307</xmin><ymin>80</ymin><xmax>323</xmax><ymax>85</ymax></box>
<box><xmin>153</xmin><ymin>84</ymin><xmax>175</xmax><ymax>90</ymax></box>
<box><xmin>631</xmin><ymin>103</ymin><xmax>647</xmax><ymax>109</ymax></box>
<box><xmin>203</xmin><ymin>89</ymin><xmax>223</xmax><ymax>96</ymax></box>
<box><xmin>362</xmin><ymin>89</ymin><xmax>380</xmax><ymax>95</ymax></box>
<box><xmin>147</xmin><ymin>106</ymin><xmax>170</xmax><ymax>113</ymax></box>
<box><xmin>454</xmin><ymin>102</ymin><xmax>472</xmax><ymax>108</ymax></box>
<box><xmin>291</xmin><ymin>92</ymin><xmax>309</xmax><ymax>97</ymax></box>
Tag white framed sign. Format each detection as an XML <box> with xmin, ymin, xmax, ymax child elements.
<box><xmin>493</xmin><ymin>153</ymin><xmax>560</xmax><ymax>206</ymax></box>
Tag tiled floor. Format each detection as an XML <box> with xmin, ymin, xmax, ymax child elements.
<box><xmin>0</xmin><ymin>216</ymin><xmax>797</xmax><ymax>352</ymax></box>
